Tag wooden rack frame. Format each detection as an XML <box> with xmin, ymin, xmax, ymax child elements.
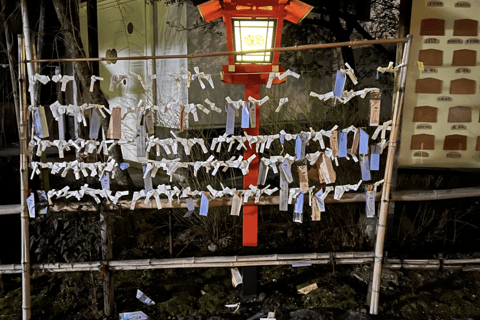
<box><xmin>10</xmin><ymin>34</ymin><xmax>424</xmax><ymax>320</ymax></box>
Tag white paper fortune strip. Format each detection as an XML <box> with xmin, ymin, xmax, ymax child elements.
<box><xmin>89</xmin><ymin>75</ymin><xmax>104</xmax><ymax>92</ymax></box>
<box><xmin>204</xmin><ymin>99</ymin><xmax>222</xmax><ymax>113</ymax></box>
<box><xmin>275</xmin><ymin>98</ymin><xmax>289</xmax><ymax>113</ymax></box>
<box><xmin>30</xmin><ymin>158</ymin><xmax>119</xmax><ymax>180</ymax></box>
<box><xmin>377</xmin><ymin>61</ymin><xmax>406</xmax><ymax>74</ymax></box>
<box><xmin>47</xmin><ymin>185</ymin><xmax>128</xmax><ymax>205</ymax></box>
<box><xmin>266</xmin><ymin>69</ymin><xmax>300</xmax><ymax>88</ymax></box>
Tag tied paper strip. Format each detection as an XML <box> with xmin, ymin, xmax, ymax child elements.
<box><xmin>89</xmin><ymin>75</ymin><xmax>103</xmax><ymax>92</ymax></box>
<box><xmin>310</xmin><ymin>91</ymin><xmax>335</xmax><ymax>102</ymax></box>
<box><xmin>249</xmin><ymin>103</ymin><xmax>256</xmax><ymax>128</ymax></box>
<box><xmin>333</xmin><ymin>181</ymin><xmax>363</xmax><ymax>200</ymax></box>
<box><xmin>204</xmin><ymin>99</ymin><xmax>222</xmax><ymax>113</ymax></box>
<box><xmin>60</xmin><ymin>75</ymin><xmax>74</xmax><ymax>92</ymax></box>
<box><xmin>275</xmin><ymin>98</ymin><xmax>289</xmax><ymax>113</ymax></box>
<box><xmin>266</xmin><ymin>69</ymin><xmax>300</xmax><ymax>88</ymax></box>
<box><xmin>298</xmin><ymin>165</ymin><xmax>309</xmax><ymax>193</ymax></box>
<box><xmin>377</xmin><ymin>61</ymin><xmax>406</xmax><ymax>75</ymax></box>
<box><xmin>199</xmin><ymin>192</ymin><xmax>209</xmax><ymax>216</ymax></box>
<box><xmin>293</xmin><ymin>192</ymin><xmax>304</xmax><ymax>223</ymax></box>
<box><xmin>193</xmin><ymin>67</ymin><xmax>214</xmax><ymax>89</ymax></box>
<box><xmin>342</xmin><ymin>63</ymin><xmax>358</xmax><ymax>85</ymax></box>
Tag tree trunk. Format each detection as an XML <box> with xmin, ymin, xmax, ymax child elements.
<box><xmin>51</xmin><ymin>0</ymin><xmax>134</xmax><ymax>189</ymax></box>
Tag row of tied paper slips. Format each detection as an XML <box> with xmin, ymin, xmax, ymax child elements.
<box><xmin>27</xmin><ymin>62</ymin><xmax>402</xmax><ymax>221</ymax></box>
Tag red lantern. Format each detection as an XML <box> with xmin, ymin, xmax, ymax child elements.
<box><xmin>198</xmin><ymin>0</ymin><xmax>312</xmax><ymax>247</ymax></box>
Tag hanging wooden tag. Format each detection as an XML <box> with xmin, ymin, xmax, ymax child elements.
<box><xmin>351</xmin><ymin>129</ymin><xmax>360</xmax><ymax>155</ymax></box>
<box><xmin>89</xmin><ymin>108</ymin><xmax>101</xmax><ymax>139</ymax></box>
<box><xmin>338</xmin><ymin>131</ymin><xmax>348</xmax><ymax>158</ymax></box>
<box><xmin>249</xmin><ymin>103</ymin><xmax>256</xmax><ymax>128</ymax></box>
<box><xmin>314</xmin><ymin>189</ymin><xmax>326</xmax><ymax>212</ymax></box>
<box><xmin>241</xmin><ymin>105</ymin><xmax>250</xmax><ymax>128</ymax></box>
<box><xmin>320</xmin><ymin>153</ymin><xmax>336</xmax><ymax>184</ymax></box>
<box><xmin>279</xmin><ymin>169</ymin><xmax>289</xmax><ymax>211</ymax></box>
<box><xmin>370</xmin><ymin>145</ymin><xmax>380</xmax><ymax>171</ymax></box>
<box><xmin>226</xmin><ymin>104</ymin><xmax>235</xmax><ymax>135</ymax></box>
<box><xmin>39</xmin><ymin>106</ymin><xmax>49</xmax><ymax>138</ymax></box>
<box><xmin>136</xmin><ymin>124</ymin><xmax>146</xmax><ymax>157</ymax></box>
<box><xmin>26</xmin><ymin>193</ymin><xmax>35</xmax><ymax>218</ymax></box>
<box><xmin>58</xmin><ymin>114</ymin><xmax>66</xmax><ymax>141</ymax></box>
<box><xmin>280</xmin><ymin>159</ymin><xmax>294</xmax><ymax>183</ymax></box>
<box><xmin>142</xmin><ymin>163</ymin><xmax>153</xmax><ymax>191</ymax></box>
<box><xmin>145</xmin><ymin>109</ymin><xmax>154</xmax><ymax>135</ymax></box>
<box><xmin>230</xmin><ymin>192</ymin><xmax>242</xmax><ymax>216</ymax></box>
<box><xmin>311</xmin><ymin>198</ymin><xmax>322</xmax><ymax>221</ymax></box>
<box><xmin>330</xmin><ymin>130</ymin><xmax>338</xmax><ymax>157</ymax></box>
<box><xmin>359</xmin><ymin>129</ymin><xmax>369</xmax><ymax>155</ymax></box>
<box><xmin>360</xmin><ymin>155</ymin><xmax>371</xmax><ymax>181</ymax></box>
<box><xmin>334</xmin><ymin>70</ymin><xmax>346</xmax><ymax>98</ymax></box>
<box><xmin>34</xmin><ymin>106</ymin><xmax>49</xmax><ymax>138</ymax></box>
<box><xmin>200</xmin><ymin>192</ymin><xmax>209</xmax><ymax>216</ymax></box>
<box><xmin>308</xmin><ymin>155</ymin><xmax>322</xmax><ymax>183</ymax></box>
<box><xmin>293</xmin><ymin>192</ymin><xmax>304</xmax><ymax>223</ymax></box>
<box><xmin>298</xmin><ymin>165</ymin><xmax>309</xmax><ymax>192</ymax></box>
<box><xmin>180</xmin><ymin>105</ymin><xmax>185</xmax><ymax>132</ymax></box>
<box><xmin>366</xmin><ymin>185</ymin><xmax>375</xmax><ymax>218</ymax></box>
<box><xmin>257</xmin><ymin>160</ymin><xmax>268</xmax><ymax>185</ymax></box>
<box><xmin>100</xmin><ymin>173</ymin><xmax>110</xmax><ymax>190</ymax></box>
<box><xmin>107</xmin><ymin>107</ymin><xmax>122</xmax><ymax>139</ymax></box>
<box><xmin>295</xmin><ymin>135</ymin><xmax>302</xmax><ymax>159</ymax></box>
<box><xmin>369</xmin><ymin>91</ymin><xmax>381</xmax><ymax>126</ymax></box>
<box><xmin>184</xmin><ymin>198</ymin><xmax>195</xmax><ymax>218</ymax></box>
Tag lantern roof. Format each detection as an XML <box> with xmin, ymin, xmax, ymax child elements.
<box><xmin>198</xmin><ymin>0</ymin><xmax>312</xmax><ymax>24</ymax></box>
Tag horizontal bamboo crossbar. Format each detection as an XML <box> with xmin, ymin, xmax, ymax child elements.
<box><xmin>25</xmin><ymin>38</ymin><xmax>406</xmax><ymax>63</ymax></box>
<box><xmin>3</xmin><ymin>253</ymin><xmax>480</xmax><ymax>274</ymax></box>
<box><xmin>2</xmin><ymin>187</ymin><xmax>479</xmax><ymax>214</ymax></box>
<box><xmin>0</xmin><ymin>252</ymin><xmax>374</xmax><ymax>274</ymax></box>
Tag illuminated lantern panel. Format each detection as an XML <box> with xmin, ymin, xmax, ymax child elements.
<box><xmin>232</xmin><ymin>18</ymin><xmax>276</xmax><ymax>63</ymax></box>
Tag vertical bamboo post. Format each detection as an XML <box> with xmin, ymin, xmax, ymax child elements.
<box><xmin>100</xmin><ymin>206</ymin><xmax>114</xmax><ymax>316</ymax></box>
<box><xmin>369</xmin><ymin>35</ymin><xmax>412</xmax><ymax>315</ymax></box>
<box><xmin>169</xmin><ymin>209</ymin><xmax>174</xmax><ymax>258</ymax></box>
<box><xmin>18</xmin><ymin>34</ymin><xmax>31</xmax><ymax>320</ymax></box>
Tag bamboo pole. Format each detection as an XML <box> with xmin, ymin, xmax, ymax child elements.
<box><xmin>25</xmin><ymin>38</ymin><xmax>406</xmax><ymax>64</ymax></box>
<box><xmin>18</xmin><ymin>34</ymin><xmax>31</xmax><ymax>320</ymax></box>
<box><xmin>3</xmin><ymin>255</ymin><xmax>480</xmax><ymax>274</ymax></box>
<box><xmin>369</xmin><ymin>35</ymin><xmax>413</xmax><ymax>315</ymax></box>
<box><xmin>0</xmin><ymin>252</ymin><xmax>374</xmax><ymax>274</ymax></box>
<box><xmin>100</xmin><ymin>206</ymin><xmax>114</xmax><ymax>317</ymax></box>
